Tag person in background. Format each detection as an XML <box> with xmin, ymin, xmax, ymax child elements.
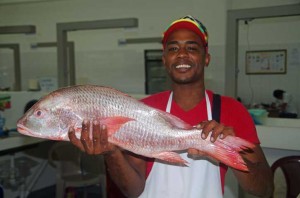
<box><xmin>69</xmin><ymin>15</ymin><xmax>274</xmax><ymax>197</ymax></box>
<box><xmin>24</xmin><ymin>99</ymin><xmax>38</xmax><ymax>114</ymax></box>
<box><xmin>272</xmin><ymin>89</ymin><xmax>298</xmax><ymax>118</ymax></box>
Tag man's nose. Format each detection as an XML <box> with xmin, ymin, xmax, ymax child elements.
<box><xmin>177</xmin><ymin>48</ymin><xmax>188</xmax><ymax>58</ymax></box>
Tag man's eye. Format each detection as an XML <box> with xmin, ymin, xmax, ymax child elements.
<box><xmin>187</xmin><ymin>46</ymin><xmax>198</xmax><ymax>51</ymax></box>
<box><xmin>168</xmin><ymin>47</ymin><xmax>178</xmax><ymax>52</ymax></box>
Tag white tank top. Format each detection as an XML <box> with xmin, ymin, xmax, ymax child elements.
<box><xmin>139</xmin><ymin>91</ymin><xmax>223</xmax><ymax>198</ymax></box>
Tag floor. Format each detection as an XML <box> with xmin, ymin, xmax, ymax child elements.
<box><xmin>26</xmin><ymin>185</ymin><xmax>103</xmax><ymax>198</ymax></box>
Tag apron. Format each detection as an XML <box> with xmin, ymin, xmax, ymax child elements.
<box><xmin>139</xmin><ymin>91</ymin><xmax>223</xmax><ymax>198</ymax></box>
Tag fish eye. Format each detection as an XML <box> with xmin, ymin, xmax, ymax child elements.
<box><xmin>35</xmin><ymin>110</ymin><xmax>43</xmax><ymax>117</ymax></box>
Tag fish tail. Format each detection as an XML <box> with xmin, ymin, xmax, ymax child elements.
<box><xmin>217</xmin><ymin>136</ymin><xmax>255</xmax><ymax>151</ymax></box>
<box><xmin>201</xmin><ymin>137</ymin><xmax>255</xmax><ymax>171</ymax></box>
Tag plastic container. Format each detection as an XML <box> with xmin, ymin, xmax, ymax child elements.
<box><xmin>0</xmin><ymin>113</ymin><xmax>5</xmax><ymax>136</ymax></box>
<box><xmin>0</xmin><ymin>95</ymin><xmax>11</xmax><ymax>109</ymax></box>
<box><xmin>248</xmin><ymin>109</ymin><xmax>268</xmax><ymax>125</ymax></box>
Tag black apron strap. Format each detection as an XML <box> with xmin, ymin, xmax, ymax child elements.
<box><xmin>212</xmin><ymin>94</ymin><xmax>221</xmax><ymax>122</ymax></box>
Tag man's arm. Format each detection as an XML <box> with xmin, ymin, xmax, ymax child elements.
<box><xmin>232</xmin><ymin>144</ymin><xmax>274</xmax><ymax>197</ymax></box>
<box><xmin>188</xmin><ymin>120</ymin><xmax>274</xmax><ymax>197</ymax></box>
<box><xmin>104</xmin><ymin>149</ymin><xmax>146</xmax><ymax>197</ymax></box>
<box><xmin>68</xmin><ymin>120</ymin><xmax>147</xmax><ymax>197</ymax></box>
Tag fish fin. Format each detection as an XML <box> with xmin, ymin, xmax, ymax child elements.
<box><xmin>158</xmin><ymin>111</ymin><xmax>193</xmax><ymax>129</ymax></box>
<box><xmin>217</xmin><ymin>136</ymin><xmax>255</xmax><ymax>151</ymax></box>
<box><xmin>153</xmin><ymin>152</ymin><xmax>188</xmax><ymax>166</ymax></box>
<box><xmin>200</xmin><ymin>137</ymin><xmax>255</xmax><ymax>171</ymax></box>
<box><xmin>100</xmin><ymin>116</ymin><xmax>135</xmax><ymax>136</ymax></box>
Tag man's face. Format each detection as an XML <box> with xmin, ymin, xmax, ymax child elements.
<box><xmin>162</xmin><ymin>29</ymin><xmax>210</xmax><ymax>85</ymax></box>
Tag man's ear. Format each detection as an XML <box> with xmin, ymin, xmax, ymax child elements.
<box><xmin>205</xmin><ymin>53</ymin><xmax>211</xmax><ymax>67</ymax></box>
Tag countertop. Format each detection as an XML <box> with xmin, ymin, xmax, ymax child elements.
<box><xmin>256</xmin><ymin>118</ymin><xmax>300</xmax><ymax>151</ymax></box>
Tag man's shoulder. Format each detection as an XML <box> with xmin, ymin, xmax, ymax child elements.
<box><xmin>283</xmin><ymin>92</ymin><xmax>292</xmax><ymax>102</ymax></box>
<box><xmin>220</xmin><ymin>95</ymin><xmax>241</xmax><ymax>105</ymax></box>
<box><xmin>208</xmin><ymin>91</ymin><xmax>248</xmax><ymax>114</ymax></box>
<box><xmin>207</xmin><ymin>90</ymin><xmax>242</xmax><ymax>106</ymax></box>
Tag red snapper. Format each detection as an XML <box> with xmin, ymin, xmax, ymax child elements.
<box><xmin>17</xmin><ymin>85</ymin><xmax>254</xmax><ymax>171</ymax></box>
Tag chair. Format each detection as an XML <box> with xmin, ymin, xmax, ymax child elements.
<box><xmin>48</xmin><ymin>141</ymin><xmax>106</xmax><ymax>198</ymax></box>
<box><xmin>271</xmin><ymin>156</ymin><xmax>300</xmax><ymax>198</ymax></box>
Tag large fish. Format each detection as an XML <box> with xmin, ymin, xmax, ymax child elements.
<box><xmin>17</xmin><ymin>85</ymin><xmax>254</xmax><ymax>171</ymax></box>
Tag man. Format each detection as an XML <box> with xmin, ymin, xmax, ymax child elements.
<box><xmin>272</xmin><ymin>89</ymin><xmax>298</xmax><ymax>118</ymax></box>
<box><xmin>69</xmin><ymin>15</ymin><xmax>273</xmax><ymax>197</ymax></box>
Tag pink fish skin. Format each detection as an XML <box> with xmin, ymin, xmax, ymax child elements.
<box><xmin>17</xmin><ymin>85</ymin><xmax>254</xmax><ymax>171</ymax></box>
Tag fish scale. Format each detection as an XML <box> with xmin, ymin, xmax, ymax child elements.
<box><xmin>17</xmin><ymin>84</ymin><xmax>255</xmax><ymax>171</ymax></box>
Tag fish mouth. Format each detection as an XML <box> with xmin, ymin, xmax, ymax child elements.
<box><xmin>17</xmin><ymin>124</ymin><xmax>66</xmax><ymax>141</ymax></box>
<box><xmin>17</xmin><ymin>124</ymin><xmax>37</xmax><ymax>137</ymax></box>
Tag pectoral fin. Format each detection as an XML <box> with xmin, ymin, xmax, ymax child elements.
<box><xmin>100</xmin><ymin>116</ymin><xmax>135</xmax><ymax>136</ymax></box>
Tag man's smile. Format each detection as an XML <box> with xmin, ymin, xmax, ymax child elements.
<box><xmin>175</xmin><ymin>64</ymin><xmax>191</xmax><ymax>69</ymax></box>
<box><xmin>174</xmin><ymin>64</ymin><xmax>193</xmax><ymax>73</ymax></box>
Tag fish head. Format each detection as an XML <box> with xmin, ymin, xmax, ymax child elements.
<box><xmin>17</xmin><ymin>92</ymin><xmax>81</xmax><ymax>141</ymax></box>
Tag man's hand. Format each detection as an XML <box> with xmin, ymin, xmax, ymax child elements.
<box><xmin>68</xmin><ymin>120</ymin><xmax>116</xmax><ymax>155</ymax></box>
<box><xmin>188</xmin><ymin>120</ymin><xmax>235</xmax><ymax>157</ymax></box>
<box><xmin>198</xmin><ymin>120</ymin><xmax>235</xmax><ymax>142</ymax></box>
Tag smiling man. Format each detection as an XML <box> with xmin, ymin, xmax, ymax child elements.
<box><xmin>69</xmin><ymin>15</ymin><xmax>274</xmax><ymax>198</ymax></box>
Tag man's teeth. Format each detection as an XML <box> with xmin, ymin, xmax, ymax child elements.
<box><xmin>175</xmin><ymin>64</ymin><xmax>191</xmax><ymax>69</ymax></box>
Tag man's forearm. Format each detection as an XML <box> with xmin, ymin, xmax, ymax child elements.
<box><xmin>104</xmin><ymin>149</ymin><xmax>146</xmax><ymax>197</ymax></box>
<box><xmin>233</xmin><ymin>146</ymin><xmax>274</xmax><ymax>197</ymax></box>
<box><xmin>234</xmin><ymin>161</ymin><xmax>274</xmax><ymax>197</ymax></box>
